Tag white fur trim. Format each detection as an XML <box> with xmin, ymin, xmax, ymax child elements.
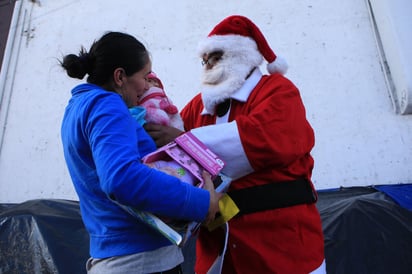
<box><xmin>267</xmin><ymin>55</ymin><xmax>288</xmax><ymax>75</ymax></box>
<box><xmin>198</xmin><ymin>35</ymin><xmax>263</xmax><ymax>68</ymax></box>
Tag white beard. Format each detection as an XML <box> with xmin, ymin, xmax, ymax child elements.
<box><xmin>197</xmin><ymin>35</ymin><xmax>264</xmax><ymax>114</ymax></box>
<box><xmin>201</xmin><ymin>60</ymin><xmax>254</xmax><ymax>114</ymax></box>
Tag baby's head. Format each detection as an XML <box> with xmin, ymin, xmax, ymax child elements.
<box><xmin>147</xmin><ymin>72</ymin><xmax>164</xmax><ymax>89</ymax></box>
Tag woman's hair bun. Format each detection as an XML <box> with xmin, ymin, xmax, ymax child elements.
<box><xmin>61</xmin><ymin>47</ymin><xmax>91</xmax><ymax>79</ymax></box>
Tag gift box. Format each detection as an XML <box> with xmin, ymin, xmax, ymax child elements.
<box><xmin>135</xmin><ymin>132</ymin><xmax>229</xmax><ymax>246</ymax></box>
<box><xmin>142</xmin><ymin>132</ymin><xmax>225</xmax><ymax>187</ymax></box>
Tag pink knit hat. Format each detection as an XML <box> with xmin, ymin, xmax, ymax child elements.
<box><xmin>147</xmin><ymin>72</ymin><xmax>164</xmax><ymax>89</ymax></box>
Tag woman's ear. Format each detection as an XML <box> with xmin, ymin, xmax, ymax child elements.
<box><xmin>113</xmin><ymin>68</ymin><xmax>125</xmax><ymax>88</ymax></box>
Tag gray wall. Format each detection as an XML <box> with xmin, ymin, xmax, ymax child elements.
<box><xmin>1</xmin><ymin>0</ymin><xmax>412</xmax><ymax>202</ymax></box>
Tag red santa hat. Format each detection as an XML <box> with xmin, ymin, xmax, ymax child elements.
<box><xmin>147</xmin><ymin>72</ymin><xmax>164</xmax><ymax>89</ymax></box>
<box><xmin>198</xmin><ymin>15</ymin><xmax>288</xmax><ymax>75</ymax></box>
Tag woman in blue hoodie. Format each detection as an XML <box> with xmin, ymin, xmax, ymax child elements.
<box><xmin>60</xmin><ymin>31</ymin><xmax>220</xmax><ymax>274</ymax></box>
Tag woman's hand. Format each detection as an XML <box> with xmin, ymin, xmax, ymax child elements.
<box><xmin>144</xmin><ymin>123</ymin><xmax>184</xmax><ymax>147</ymax></box>
<box><xmin>201</xmin><ymin>171</ymin><xmax>222</xmax><ymax>225</ymax></box>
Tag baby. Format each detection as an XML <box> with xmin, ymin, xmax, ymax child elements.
<box><xmin>128</xmin><ymin>73</ymin><xmax>194</xmax><ymax>186</ymax></box>
<box><xmin>129</xmin><ymin>72</ymin><xmax>193</xmax><ymax>184</ymax></box>
<box><xmin>137</xmin><ymin>72</ymin><xmax>184</xmax><ymax>130</ymax></box>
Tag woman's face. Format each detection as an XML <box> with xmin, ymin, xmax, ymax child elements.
<box><xmin>120</xmin><ymin>61</ymin><xmax>152</xmax><ymax>107</ymax></box>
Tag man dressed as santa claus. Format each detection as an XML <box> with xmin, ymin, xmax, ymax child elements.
<box><xmin>146</xmin><ymin>15</ymin><xmax>326</xmax><ymax>274</ymax></box>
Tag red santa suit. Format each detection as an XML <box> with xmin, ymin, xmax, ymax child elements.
<box><xmin>180</xmin><ymin>15</ymin><xmax>325</xmax><ymax>274</ymax></box>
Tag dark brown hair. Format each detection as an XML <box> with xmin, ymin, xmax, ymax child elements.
<box><xmin>60</xmin><ymin>31</ymin><xmax>149</xmax><ymax>86</ymax></box>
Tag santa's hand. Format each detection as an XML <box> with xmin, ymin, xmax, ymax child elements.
<box><xmin>144</xmin><ymin>123</ymin><xmax>184</xmax><ymax>147</ymax></box>
<box><xmin>202</xmin><ymin>171</ymin><xmax>223</xmax><ymax>225</ymax></box>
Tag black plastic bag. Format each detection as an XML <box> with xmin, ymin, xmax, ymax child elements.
<box><xmin>0</xmin><ymin>199</ymin><xmax>89</xmax><ymax>274</ymax></box>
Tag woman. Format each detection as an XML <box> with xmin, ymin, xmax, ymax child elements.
<box><xmin>60</xmin><ymin>31</ymin><xmax>220</xmax><ymax>274</ymax></box>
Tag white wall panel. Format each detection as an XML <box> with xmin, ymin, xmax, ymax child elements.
<box><xmin>1</xmin><ymin>0</ymin><xmax>412</xmax><ymax>202</ymax></box>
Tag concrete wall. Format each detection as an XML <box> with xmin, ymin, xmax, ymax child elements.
<box><xmin>1</xmin><ymin>0</ymin><xmax>412</xmax><ymax>203</ymax></box>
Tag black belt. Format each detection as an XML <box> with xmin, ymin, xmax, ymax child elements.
<box><xmin>227</xmin><ymin>178</ymin><xmax>317</xmax><ymax>216</ymax></box>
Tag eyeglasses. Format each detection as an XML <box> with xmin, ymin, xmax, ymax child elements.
<box><xmin>201</xmin><ymin>51</ymin><xmax>224</xmax><ymax>67</ymax></box>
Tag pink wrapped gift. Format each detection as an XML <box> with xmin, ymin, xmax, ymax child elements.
<box><xmin>142</xmin><ymin>132</ymin><xmax>225</xmax><ymax>187</ymax></box>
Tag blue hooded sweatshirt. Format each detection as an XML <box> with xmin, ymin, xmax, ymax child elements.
<box><xmin>61</xmin><ymin>83</ymin><xmax>209</xmax><ymax>258</ymax></box>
